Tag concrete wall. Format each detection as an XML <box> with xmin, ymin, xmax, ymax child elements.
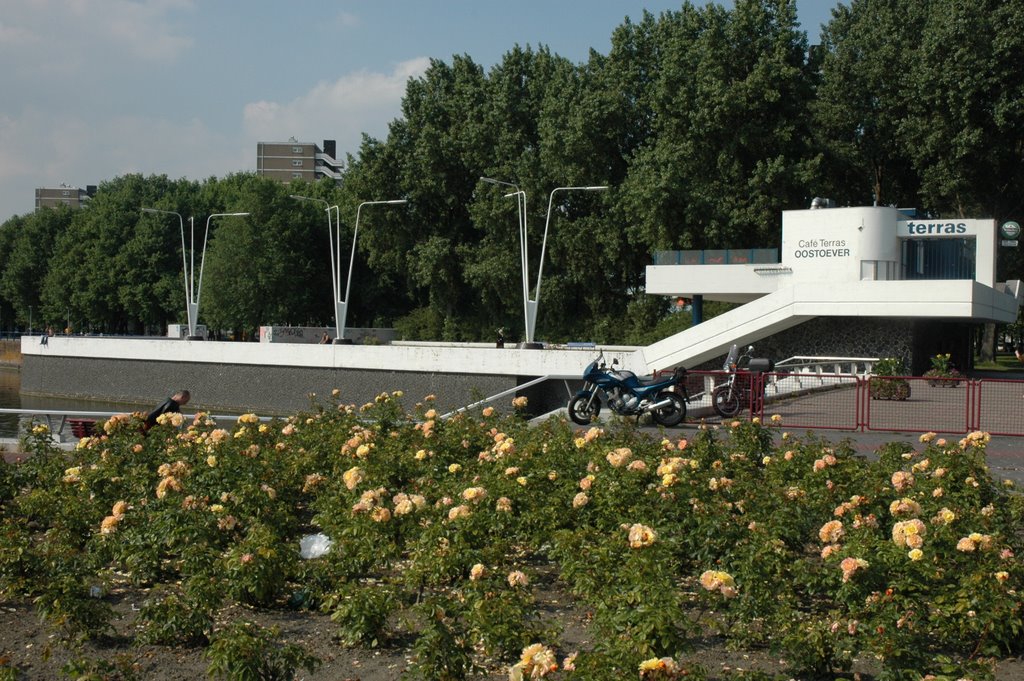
<box><xmin>20</xmin><ymin>354</ymin><xmax>521</xmax><ymax>415</ymax></box>
<box><xmin>19</xmin><ymin>336</ymin><xmax>629</xmax><ymax>416</ymax></box>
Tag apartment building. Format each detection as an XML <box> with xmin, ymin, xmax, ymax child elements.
<box><xmin>35</xmin><ymin>184</ymin><xmax>95</xmax><ymax>210</ymax></box>
<box><xmin>256</xmin><ymin>138</ymin><xmax>342</xmax><ymax>184</ymax></box>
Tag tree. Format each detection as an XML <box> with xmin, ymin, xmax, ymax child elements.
<box><xmin>201</xmin><ymin>174</ymin><xmax>332</xmax><ymax>338</ymax></box>
<box><xmin>813</xmin><ymin>0</ymin><xmax>926</xmax><ymax>207</ymax></box>
<box><xmin>41</xmin><ymin>174</ymin><xmax>190</xmax><ymax>334</ymax></box>
<box><xmin>1</xmin><ymin>207</ymin><xmax>75</xmax><ymax>329</ymax></box>
<box><xmin>901</xmin><ymin>0</ymin><xmax>1024</xmax><ymax>222</ymax></box>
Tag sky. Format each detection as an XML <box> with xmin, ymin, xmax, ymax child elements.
<box><xmin>0</xmin><ymin>0</ymin><xmax>839</xmax><ymax>221</ymax></box>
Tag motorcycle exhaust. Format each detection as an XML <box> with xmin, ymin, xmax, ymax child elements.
<box><xmin>644</xmin><ymin>398</ymin><xmax>674</xmax><ymax>412</ymax></box>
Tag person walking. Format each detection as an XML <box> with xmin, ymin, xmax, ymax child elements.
<box><xmin>143</xmin><ymin>390</ymin><xmax>191</xmax><ymax>432</ymax></box>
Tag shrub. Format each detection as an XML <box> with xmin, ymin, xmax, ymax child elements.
<box><xmin>205</xmin><ymin>620</ymin><xmax>320</xmax><ymax>681</ymax></box>
<box><xmin>869</xmin><ymin>357</ymin><xmax>911</xmax><ymax>400</ymax></box>
<box><xmin>0</xmin><ymin>397</ymin><xmax>1020</xmax><ymax>680</ymax></box>
<box><xmin>923</xmin><ymin>352</ymin><xmax>964</xmax><ymax>387</ymax></box>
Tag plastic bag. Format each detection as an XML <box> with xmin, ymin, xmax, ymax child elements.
<box><xmin>299</xmin><ymin>532</ymin><xmax>333</xmax><ymax>559</ymax></box>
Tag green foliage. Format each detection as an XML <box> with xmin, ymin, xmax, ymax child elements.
<box><xmin>136</xmin><ymin>590</ymin><xmax>212</xmax><ymax>646</ymax></box>
<box><xmin>325</xmin><ymin>580</ymin><xmax>397</xmax><ymax>647</ymax></box>
<box><xmin>60</xmin><ymin>654</ymin><xmax>140</xmax><ymax>681</ymax></box>
<box><xmin>3</xmin><ymin>0</ymin><xmax>1023</xmax><ymax>337</ymax></box>
<box><xmin>404</xmin><ymin>596</ymin><xmax>476</xmax><ymax>681</ymax></box>
<box><xmin>869</xmin><ymin>358</ymin><xmax>912</xmax><ymax>400</ymax></box>
<box><xmin>923</xmin><ymin>353</ymin><xmax>964</xmax><ymax>386</ymax></box>
<box><xmin>0</xmin><ymin>207</ymin><xmax>74</xmax><ymax>329</ymax></box>
<box><xmin>872</xmin><ymin>357</ymin><xmax>904</xmax><ymax>376</ymax></box>
<box><xmin>1</xmin><ymin>392</ymin><xmax>1022</xmax><ymax>678</ymax></box>
<box><xmin>205</xmin><ymin>621</ymin><xmax>320</xmax><ymax>681</ymax></box>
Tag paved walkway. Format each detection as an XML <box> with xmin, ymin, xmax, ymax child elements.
<box><xmin>660</xmin><ymin>423</ymin><xmax>1024</xmax><ymax>486</ymax></box>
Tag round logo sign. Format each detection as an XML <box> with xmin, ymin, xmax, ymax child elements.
<box><xmin>1001</xmin><ymin>220</ymin><xmax>1021</xmax><ymax>239</ymax></box>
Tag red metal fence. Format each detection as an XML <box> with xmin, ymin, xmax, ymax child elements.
<box><xmin>686</xmin><ymin>371</ymin><xmax>1024</xmax><ymax>436</ymax></box>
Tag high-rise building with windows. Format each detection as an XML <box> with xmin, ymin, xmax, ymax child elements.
<box><xmin>256</xmin><ymin>138</ymin><xmax>342</xmax><ymax>184</ymax></box>
<box><xmin>35</xmin><ymin>184</ymin><xmax>95</xmax><ymax>210</ymax></box>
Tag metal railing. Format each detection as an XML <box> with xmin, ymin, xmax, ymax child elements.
<box><xmin>0</xmin><ymin>408</ymin><xmax>273</xmax><ymax>442</ymax></box>
<box><xmin>773</xmin><ymin>356</ymin><xmax>879</xmax><ymax>377</ymax></box>
<box><xmin>726</xmin><ymin>373</ymin><xmax>1024</xmax><ymax>436</ymax></box>
<box><xmin>439</xmin><ymin>375</ymin><xmax>560</xmax><ymax>419</ymax></box>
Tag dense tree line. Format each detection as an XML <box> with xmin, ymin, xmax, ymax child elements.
<box><xmin>1</xmin><ymin>0</ymin><xmax>1021</xmax><ymax>344</ymax></box>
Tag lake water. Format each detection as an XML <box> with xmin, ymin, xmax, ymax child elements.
<box><xmin>0</xmin><ymin>367</ymin><xmax>160</xmax><ymax>438</ymax></box>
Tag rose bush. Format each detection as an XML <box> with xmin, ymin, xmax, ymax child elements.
<box><xmin>0</xmin><ymin>393</ymin><xmax>1021</xmax><ymax>680</ymax></box>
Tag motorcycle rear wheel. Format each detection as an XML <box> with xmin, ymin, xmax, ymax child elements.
<box><xmin>568</xmin><ymin>393</ymin><xmax>601</xmax><ymax>425</ymax></box>
<box><xmin>651</xmin><ymin>391</ymin><xmax>686</xmax><ymax>427</ymax></box>
<box><xmin>712</xmin><ymin>384</ymin><xmax>742</xmax><ymax>418</ymax></box>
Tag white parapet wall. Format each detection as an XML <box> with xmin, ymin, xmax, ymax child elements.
<box><xmin>21</xmin><ymin>335</ymin><xmax>635</xmax><ymax>380</ymax></box>
<box><xmin>259</xmin><ymin>326</ymin><xmax>399</xmax><ymax>344</ymax></box>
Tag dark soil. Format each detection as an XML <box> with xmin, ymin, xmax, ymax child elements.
<box><xmin>2</xmin><ymin>572</ymin><xmax>1023</xmax><ymax>681</ymax></box>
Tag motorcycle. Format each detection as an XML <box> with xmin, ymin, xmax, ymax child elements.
<box><xmin>711</xmin><ymin>344</ymin><xmax>773</xmax><ymax>418</ymax></box>
<box><xmin>567</xmin><ymin>352</ymin><xmax>689</xmax><ymax>426</ymax></box>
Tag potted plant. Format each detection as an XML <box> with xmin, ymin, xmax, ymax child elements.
<box><xmin>868</xmin><ymin>357</ymin><xmax>911</xmax><ymax>400</ymax></box>
<box><xmin>923</xmin><ymin>352</ymin><xmax>963</xmax><ymax>387</ymax></box>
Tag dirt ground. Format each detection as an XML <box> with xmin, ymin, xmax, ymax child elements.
<box><xmin>2</xmin><ymin>570</ymin><xmax>1023</xmax><ymax>681</ymax></box>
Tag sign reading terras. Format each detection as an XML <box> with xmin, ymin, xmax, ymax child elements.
<box><xmin>793</xmin><ymin>238</ymin><xmax>850</xmax><ymax>258</ymax></box>
<box><xmin>905</xmin><ymin>221</ymin><xmax>967</xmax><ymax>235</ymax></box>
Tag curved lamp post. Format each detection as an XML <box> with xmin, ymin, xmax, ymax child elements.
<box><xmin>480</xmin><ymin>177</ymin><xmax>530</xmax><ymax>343</ymax></box>
<box><xmin>341</xmin><ymin>199</ymin><xmax>408</xmax><ymax>343</ymax></box>
<box><xmin>479</xmin><ymin>178</ymin><xmax>607</xmax><ymax>345</ymax></box>
<box><xmin>142</xmin><ymin>208</ymin><xmax>249</xmax><ymax>339</ymax></box>
<box><xmin>530</xmin><ymin>186</ymin><xmax>608</xmax><ymax>343</ymax></box>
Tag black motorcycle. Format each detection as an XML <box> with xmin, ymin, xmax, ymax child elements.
<box><xmin>568</xmin><ymin>352</ymin><xmax>689</xmax><ymax>426</ymax></box>
<box><xmin>711</xmin><ymin>344</ymin><xmax>773</xmax><ymax>418</ymax></box>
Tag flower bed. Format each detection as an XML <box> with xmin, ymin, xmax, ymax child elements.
<box><xmin>1</xmin><ymin>396</ymin><xmax>1021</xmax><ymax>680</ymax></box>
<box><xmin>869</xmin><ymin>357</ymin><xmax>911</xmax><ymax>401</ymax></box>
<box><xmin>924</xmin><ymin>353</ymin><xmax>964</xmax><ymax>388</ymax></box>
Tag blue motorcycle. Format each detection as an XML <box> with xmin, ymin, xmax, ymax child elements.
<box><xmin>568</xmin><ymin>352</ymin><xmax>689</xmax><ymax>426</ymax></box>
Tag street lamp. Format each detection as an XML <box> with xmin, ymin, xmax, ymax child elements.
<box><xmin>142</xmin><ymin>208</ymin><xmax>249</xmax><ymax>339</ymax></box>
<box><xmin>480</xmin><ymin>177</ymin><xmax>531</xmax><ymax>344</ymax></box>
<box><xmin>340</xmin><ymin>199</ymin><xmax>408</xmax><ymax>343</ymax></box>
<box><xmin>529</xmin><ymin>186</ymin><xmax>608</xmax><ymax>343</ymax></box>
<box><xmin>480</xmin><ymin>178</ymin><xmax>608</xmax><ymax>346</ymax></box>
<box><xmin>290</xmin><ymin>195</ymin><xmax>343</xmax><ymax>342</ymax></box>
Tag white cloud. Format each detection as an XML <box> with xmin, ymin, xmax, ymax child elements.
<box><xmin>0</xmin><ymin>21</ymin><xmax>39</xmax><ymax>47</ymax></box>
<box><xmin>0</xmin><ymin>108</ymin><xmax>246</xmax><ymax>220</ymax></box>
<box><xmin>0</xmin><ymin>56</ymin><xmax>431</xmax><ymax>220</ymax></box>
<box><xmin>0</xmin><ymin>0</ymin><xmax>194</xmax><ymax>72</ymax></box>
<box><xmin>242</xmin><ymin>57</ymin><xmax>430</xmax><ymax>158</ymax></box>
<box><xmin>331</xmin><ymin>10</ymin><xmax>360</xmax><ymax>29</ymax></box>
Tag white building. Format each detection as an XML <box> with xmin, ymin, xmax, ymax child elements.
<box><xmin>641</xmin><ymin>205</ymin><xmax>1022</xmax><ymax>374</ymax></box>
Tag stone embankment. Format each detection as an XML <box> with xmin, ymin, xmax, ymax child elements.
<box><xmin>0</xmin><ymin>340</ymin><xmax>20</xmax><ymax>368</ymax></box>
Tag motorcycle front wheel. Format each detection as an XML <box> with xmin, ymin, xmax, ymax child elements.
<box><xmin>651</xmin><ymin>391</ymin><xmax>686</xmax><ymax>427</ymax></box>
<box><xmin>712</xmin><ymin>384</ymin><xmax>742</xmax><ymax>418</ymax></box>
<box><xmin>568</xmin><ymin>392</ymin><xmax>601</xmax><ymax>425</ymax></box>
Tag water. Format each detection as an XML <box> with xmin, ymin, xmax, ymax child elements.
<box><xmin>0</xmin><ymin>367</ymin><xmax>157</xmax><ymax>438</ymax></box>
<box><xmin>0</xmin><ymin>368</ymin><xmax>19</xmax><ymax>437</ymax></box>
